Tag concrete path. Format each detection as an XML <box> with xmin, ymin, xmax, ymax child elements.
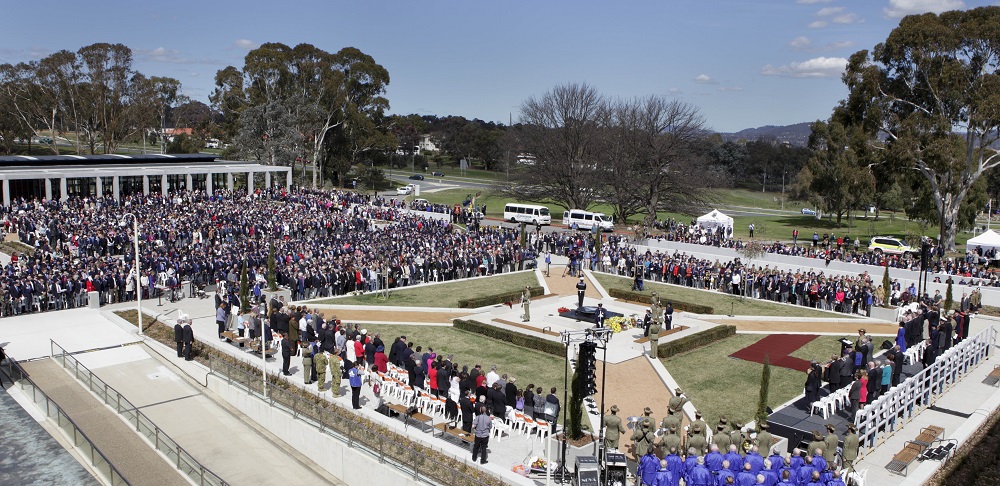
<box><xmin>20</xmin><ymin>359</ymin><xmax>190</xmax><ymax>486</ymax></box>
<box><xmin>71</xmin><ymin>345</ymin><xmax>345</xmax><ymax>486</ymax></box>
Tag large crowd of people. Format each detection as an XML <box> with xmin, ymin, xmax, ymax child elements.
<box><xmin>645</xmin><ymin>218</ymin><xmax>1000</xmax><ymax>288</ymax></box>
<box><xmin>0</xmin><ymin>188</ymin><xmax>539</xmax><ymax>317</ymax></box>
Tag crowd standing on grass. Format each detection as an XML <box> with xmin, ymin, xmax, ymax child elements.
<box><xmin>0</xmin><ymin>188</ymin><xmax>548</xmax><ymax>318</ymax></box>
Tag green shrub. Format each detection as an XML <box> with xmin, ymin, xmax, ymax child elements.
<box><xmin>656</xmin><ymin>325</ymin><xmax>737</xmax><ymax>359</ymax></box>
<box><xmin>457</xmin><ymin>286</ymin><xmax>544</xmax><ymax>308</ymax></box>
<box><xmin>452</xmin><ymin>319</ymin><xmax>564</xmax><ymax>357</ymax></box>
<box><xmin>608</xmin><ymin>288</ymin><xmax>715</xmax><ymax>314</ymax></box>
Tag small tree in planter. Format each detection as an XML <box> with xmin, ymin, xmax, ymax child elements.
<box><xmin>755</xmin><ymin>355</ymin><xmax>772</xmax><ymax>426</ymax></box>
<box><xmin>267</xmin><ymin>242</ymin><xmax>278</xmax><ymax>291</ymax></box>
<box><xmin>568</xmin><ymin>350</ymin><xmax>585</xmax><ymax>440</ymax></box>
<box><xmin>881</xmin><ymin>266</ymin><xmax>892</xmax><ymax>307</ymax></box>
<box><xmin>944</xmin><ymin>277</ymin><xmax>954</xmax><ymax>312</ymax></box>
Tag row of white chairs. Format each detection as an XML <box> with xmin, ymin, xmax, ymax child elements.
<box><xmin>810</xmin><ymin>386</ymin><xmax>851</xmax><ymax>419</ymax></box>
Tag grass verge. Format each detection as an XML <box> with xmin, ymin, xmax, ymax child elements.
<box><xmin>312</xmin><ymin>271</ymin><xmax>539</xmax><ymax>308</ymax></box>
<box><xmin>661</xmin><ymin>334</ymin><xmax>815</xmax><ymax>426</ymax></box>
<box><xmin>592</xmin><ymin>272</ymin><xmax>851</xmax><ymax>318</ymax></box>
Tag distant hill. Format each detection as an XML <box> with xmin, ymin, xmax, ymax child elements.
<box><xmin>719</xmin><ymin>122</ymin><xmax>813</xmax><ymax>147</ymax></box>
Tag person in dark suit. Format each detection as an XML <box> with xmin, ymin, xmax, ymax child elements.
<box><xmin>848</xmin><ymin>371</ymin><xmax>863</xmax><ymax>417</ymax></box>
<box><xmin>281</xmin><ymin>334</ymin><xmax>293</xmax><ymax>375</ymax></box>
<box><xmin>460</xmin><ymin>390</ymin><xmax>475</xmax><ymax>432</ymax></box>
<box><xmin>174</xmin><ymin>322</ymin><xmax>184</xmax><ymax>357</ymax></box>
<box><xmin>866</xmin><ymin>362</ymin><xmax>881</xmax><ymax>401</ymax></box>
<box><xmin>827</xmin><ymin>356</ymin><xmax>842</xmax><ymax>391</ymax></box>
<box><xmin>182</xmin><ymin>322</ymin><xmax>194</xmax><ymax>361</ymax></box>
<box><xmin>804</xmin><ymin>364</ymin><xmax>821</xmax><ymax>406</ymax></box>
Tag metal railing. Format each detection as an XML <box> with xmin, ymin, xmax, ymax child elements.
<box><xmin>50</xmin><ymin>340</ymin><xmax>228</xmax><ymax>486</ymax></box>
<box><xmin>208</xmin><ymin>357</ymin><xmax>497</xmax><ymax>486</ymax></box>
<box><xmin>1</xmin><ymin>352</ymin><xmax>130</xmax><ymax>486</ymax></box>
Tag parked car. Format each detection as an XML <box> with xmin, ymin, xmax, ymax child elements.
<box><xmin>869</xmin><ymin>236</ymin><xmax>915</xmax><ymax>256</ymax></box>
<box><xmin>432</xmin><ymin>171</ymin><xmax>445</xmax><ymax>177</ymax></box>
<box><xmin>396</xmin><ymin>184</ymin><xmax>414</xmax><ymax>195</ymax></box>
<box><xmin>408</xmin><ymin>174</ymin><xmax>424</xmax><ymax>180</ymax></box>
<box><xmin>801</xmin><ymin>208</ymin><xmax>817</xmax><ymax>216</ymax></box>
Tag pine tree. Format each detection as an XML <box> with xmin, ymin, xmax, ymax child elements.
<box><xmin>944</xmin><ymin>278</ymin><xmax>954</xmax><ymax>311</ymax></box>
<box><xmin>755</xmin><ymin>355</ymin><xmax>771</xmax><ymax>427</ymax></box>
<box><xmin>882</xmin><ymin>266</ymin><xmax>892</xmax><ymax>308</ymax></box>
<box><xmin>267</xmin><ymin>242</ymin><xmax>278</xmax><ymax>291</ymax></box>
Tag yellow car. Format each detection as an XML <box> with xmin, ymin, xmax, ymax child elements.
<box><xmin>868</xmin><ymin>236</ymin><xmax>915</xmax><ymax>256</ymax></box>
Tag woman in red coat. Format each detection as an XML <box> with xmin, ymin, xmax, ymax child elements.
<box><xmin>374</xmin><ymin>345</ymin><xmax>388</xmax><ymax>373</ymax></box>
<box><xmin>428</xmin><ymin>362</ymin><xmax>439</xmax><ymax>397</ymax></box>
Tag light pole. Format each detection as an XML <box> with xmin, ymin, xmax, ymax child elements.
<box><xmin>120</xmin><ymin>213</ymin><xmax>142</xmax><ymax>335</ymax></box>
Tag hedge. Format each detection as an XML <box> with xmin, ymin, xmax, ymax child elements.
<box><xmin>452</xmin><ymin>319</ymin><xmax>564</xmax><ymax>357</ymax></box>
<box><xmin>656</xmin><ymin>325</ymin><xmax>737</xmax><ymax>359</ymax></box>
<box><xmin>608</xmin><ymin>288</ymin><xmax>715</xmax><ymax>314</ymax></box>
<box><xmin>457</xmin><ymin>286</ymin><xmax>545</xmax><ymax>309</ymax></box>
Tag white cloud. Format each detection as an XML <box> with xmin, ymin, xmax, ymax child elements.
<box><xmin>695</xmin><ymin>74</ymin><xmax>715</xmax><ymax>84</ymax></box>
<box><xmin>137</xmin><ymin>47</ymin><xmax>183</xmax><ymax>63</ymax></box>
<box><xmin>667</xmin><ymin>88</ymin><xmax>682</xmax><ymax>94</ymax></box>
<box><xmin>809</xmin><ymin>20</ymin><xmax>829</xmax><ymax>28</ymax></box>
<box><xmin>797</xmin><ymin>0</ymin><xmax>833</xmax><ymax>3</ymax></box>
<box><xmin>761</xmin><ymin>56</ymin><xmax>848</xmax><ymax>78</ymax></box>
<box><xmin>884</xmin><ymin>0</ymin><xmax>965</xmax><ymax>18</ymax></box>
<box><xmin>717</xmin><ymin>86</ymin><xmax>744</xmax><ymax>92</ymax></box>
<box><xmin>790</xmin><ymin>36</ymin><xmax>812</xmax><ymax>49</ymax></box>
<box><xmin>233</xmin><ymin>39</ymin><xmax>259</xmax><ymax>50</ymax></box>
<box><xmin>828</xmin><ymin>40</ymin><xmax>855</xmax><ymax>50</ymax></box>
<box><xmin>817</xmin><ymin>6</ymin><xmax>845</xmax><ymax>16</ymax></box>
<box><xmin>832</xmin><ymin>13</ymin><xmax>863</xmax><ymax>24</ymax></box>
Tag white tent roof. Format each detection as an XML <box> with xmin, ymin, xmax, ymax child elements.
<box><xmin>696</xmin><ymin>209</ymin><xmax>734</xmax><ymax>228</ymax></box>
<box><xmin>967</xmin><ymin>229</ymin><xmax>1000</xmax><ymax>252</ymax></box>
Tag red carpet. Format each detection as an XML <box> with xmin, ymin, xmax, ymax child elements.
<box><xmin>729</xmin><ymin>334</ymin><xmax>818</xmax><ymax>371</ymax></box>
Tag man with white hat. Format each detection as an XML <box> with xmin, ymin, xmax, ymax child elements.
<box><xmin>576</xmin><ymin>276</ymin><xmax>587</xmax><ymax>308</ymax></box>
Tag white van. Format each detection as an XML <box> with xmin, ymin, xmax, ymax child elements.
<box><xmin>562</xmin><ymin>209</ymin><xmax>614</xmax><ymax>231</ymax></box>
<box><xmin>503</xmin><ymin>203</ymin><xmax>551</xmax><ymax>225</ymax></box>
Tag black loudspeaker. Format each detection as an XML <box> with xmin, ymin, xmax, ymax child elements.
<box><xmin>881</xmin><ymin>339</ymin><xmax>893</xmax><ymax>350</ymax></box>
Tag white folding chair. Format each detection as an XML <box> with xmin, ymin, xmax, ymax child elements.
<box><xmin>810</xmin><ymin>399</ymin><xmax>829</xmax><ymax>419</ymax></box>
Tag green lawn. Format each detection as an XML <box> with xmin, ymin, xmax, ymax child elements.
<box><xmin>311</xmin><ymin>271</ymin><xmax>539</xmax><ymax>307</ymax></box>
<box><xmin>790</xmin><ymin>336</ymin><xmax>853</xmax><ymax>364</ymax></box>
<box><xmin>592</xmin><ymin>272</ymin><xmax>850</xmax><ymax>318</ymax></box>
<box><xmin>662</xmin><ymin>334</ymin><xmax>811</xmax><ymax>426</ymax></box>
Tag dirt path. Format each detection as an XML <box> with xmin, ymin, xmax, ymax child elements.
<box><xmin>593</xmin><ymin>357</ymin><xmax>679</xmax><ymax>459</ymax></box>
<box><xmin>702</xmin><ymin>319</ymin><xmax>899</xmax><ymax>335</ymax></box>
<box><xmin>543</xmin><ymin>267</ymin><xmax>601</xmax><ymax>299</ymax></box>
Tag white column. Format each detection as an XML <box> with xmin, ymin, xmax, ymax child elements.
<box><xmin>2</xmin><ymin>179</ymin><xmax>9</xmax><ymax>206</ymax></box>
<box><xmin>186</xmin><ymin>173</ymin><xmax>193</xmax><ymax>192</ymax></box>
<box><xmin>113</xmin><ymin>176</ymin><xmax>121</xmax><ymax>200</ymax></box>
<box><xmin>59</xmin><ymin>178</ymin><xmax>68</xmax><ymax>201</ymax></box>
<box><xmin>265</xmin><ymin>172</ymin><xmax>271</xmax><ymax>189</ymax></box>
<box><xmin>227</xmin><ymin>172</ymin><xmax>234</xmax><ymax>191</ymax></box>
<box><xmin>247</xmin><ymin>171</ymin><xmax>254</xmax><ymax>193</ymax></box>
<box><xmin>206</xmin><ymin>173</ymin><xmax>213</xmax><ymax>195</ymax></box>
<box><xmin>96</xmin><ymin>176</ymin><xmax>103</xmax><ymax>198</ymax></box>
<box><xmin>141</xmin><ymin>175</ymin><xmax>149</xmax><ymax>196</ymax></box>
<box><xmin>161</xmin><ymin>174</ymin><xmax>168</xmax><ymax>197</ymax></box>
<box><xmin>44</xmin><ymin>178</ymin><xmax>52</xmax><ymax>201</ymax></box>
<box><xmin>285</xmin><ymin>169</ymin><xmax>292</xmax><ymax>190</ymax></box>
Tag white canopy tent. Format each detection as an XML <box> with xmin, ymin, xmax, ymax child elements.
<box><xmin>966</xmin><ymin>229</ymin><xmax>1000</xmax><ymax>255</ymax></box>
<box><xmin>696</xmin><ymin>209</ymin><xmax>734</xmax><ymax>233</ymax></box>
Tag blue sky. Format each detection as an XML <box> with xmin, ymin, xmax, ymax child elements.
<box><xmin>0</xmin><ymin>0</ymin><xmax>992</xmax><ymax>132</ymax></box>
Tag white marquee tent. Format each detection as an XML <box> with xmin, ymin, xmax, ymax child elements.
<box><xmin>696</xmin><ymin>209</ymin><xmax>734</xmax><ymax>232</ymax></box>
<box><xmin>966</xmin><ymin>229</ymin><xmax>1000</xmax><ymax>254</ymax></box>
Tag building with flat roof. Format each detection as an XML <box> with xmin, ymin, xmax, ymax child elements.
<box><xmin>0</xmin><ymin>154</ymin><xmax>291</xmax><ymax>205</ymax></box>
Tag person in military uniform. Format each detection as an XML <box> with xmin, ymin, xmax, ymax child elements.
<box><xmin>714</xmin><ymin>423</ymin><xmax>732</xmax><ymax>452</ymax></box>
<box><xmin>603</xmin><ymin>405</ymin><xmax>627</xmax><ymax>450</ymax></box>
<box><xmin>632</xmin><ymin>418</ymin><xmax>655</xmax><ymax>459</ymax></box>
<box><xmin>756</xmin><ymin>422</ymin><xmax>773</xmax><ymax>452</ymax></box>
<box><xmin>648</xmin><ymin>294</ymin><xmax>663</xmax><ymax>358</ymax></box>
<box><xmin>717</xmin><ymin>415</ymin><xmax>732</xmax><ymax>435</ymax></box>
<box><xmin>688</xmin><ymin>423</ymin><xmax>708</xmax><ymax>454</ymax></box>
<box><xmin>730</xmin><ymin>421</ymin><xmax>746</xmax><ymax>453</ymax></box>
<box><xmin>314</xmin><ymin>349</ymin><xmax>329</xmax><ymax>390</ymax></box>
<box><xmin>660</xmin><ymin>408</ymin><xmax>681</xmax><ymax>433</ymax></box>
<box><xmin>521</xmin><ymin>286</ymin><xmax>531</xmax><ymax>322</ymax></box>
<box><xmin>842</xmin><ymin>424</ymin><xmax>859</xmax><ymax>471</ymax></box>
<box><xmin>576</xmin><ymin>277</ymin><xmax>587</xmax><ymax>308</ymax></box>
<box><xmin>692</xmin><ymin>412</ymin><xmax>709</xmax><ymax>441</ymax></box>
<box><xmin>823</xmin><ymin>424</ymin><xmax>839</xmax><ymax>465</ymax></box>
<box><xmin>657</xmin><ymin>426</ymin><xmax>682</xmax><ymax>458</ymax></box>
<box><xmin>642</xmin><ymin>406</ymin><xmax>655</xmax><ymax>422</ymax></box>
<box><xmin>669</xmin><ymin>388</ymin><xmax>689</xmax><ymax>414</ymax></box>
<box><xmin>329</xmin><ymin>347</ymin><xmax>343</xmax><ymax>396</ymax></box>
<box><xmin>806</xmin><ymin>430</ymin><xmax>825</xmax><ymax>459</ymax></box>
<box><xmin>301</xmin><ymin>343</ymin><xmax>314</xmax><ymax>384</ymax></box>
